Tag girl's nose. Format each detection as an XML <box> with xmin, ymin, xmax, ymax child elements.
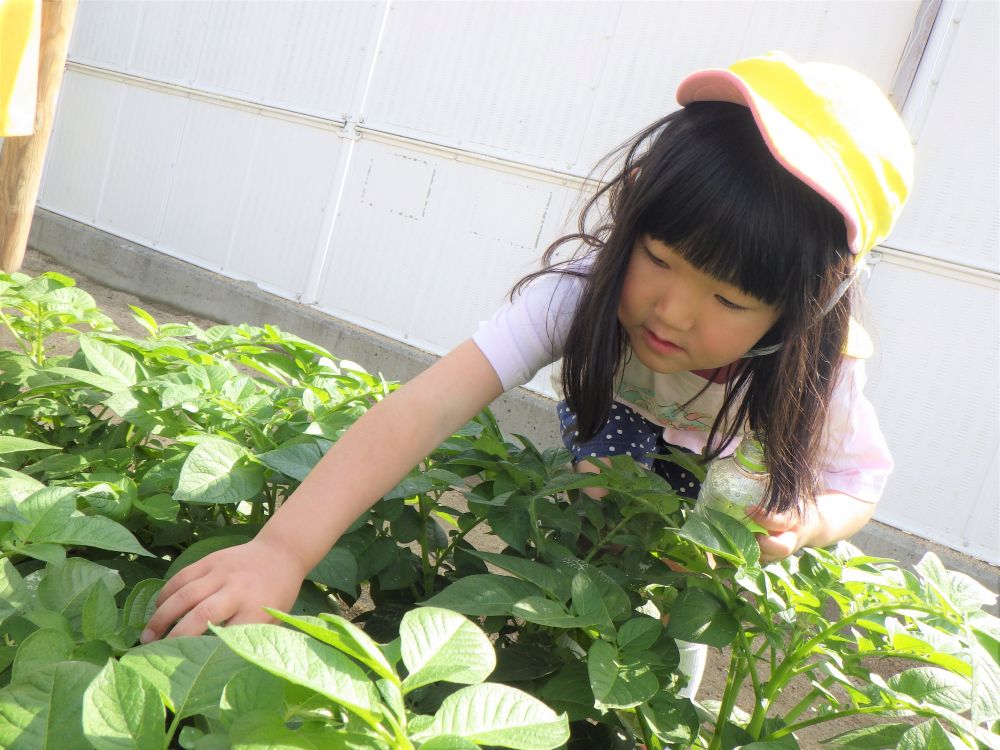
<box><xmin>654</xmin><ymin>290</ymin><xmax>697</xmax><ymax>332</ymax></box>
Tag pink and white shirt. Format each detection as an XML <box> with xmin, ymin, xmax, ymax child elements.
<box><xmin>472</xmin><ymin>268</ymin><xmax>892</xmax><ymax>504</ymax></box>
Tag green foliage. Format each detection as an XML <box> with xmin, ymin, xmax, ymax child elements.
<box><xmin>0</xmin><ymin>270</ymin><xmax>996</xmax><ymax>749</ymax></box>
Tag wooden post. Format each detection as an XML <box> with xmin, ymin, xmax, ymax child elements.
<box><xmin>0</xmin><ymin>0</ymin><xmax>77</xmax><ymax>272</ymax></box>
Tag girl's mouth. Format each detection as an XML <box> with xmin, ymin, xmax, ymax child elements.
<box><xmin>642</xmin><ymin>327</ymin><xmax>683</xmax><ymax>355</ymax></box>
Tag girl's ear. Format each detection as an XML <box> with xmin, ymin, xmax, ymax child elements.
<box><xmin>628</xmin><ymin>167</ymin><xmax>641</xmax><ymax>183</ymax></box>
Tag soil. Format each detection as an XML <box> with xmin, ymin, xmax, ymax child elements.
<box><xmin>9</xmin><ymin>248</ymin><xmax>902</xmax><ymax>748</ymax></box>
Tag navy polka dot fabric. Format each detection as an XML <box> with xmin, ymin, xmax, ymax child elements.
<box><xmin>556</xmin><ymin>400</ymin><xmax>702</xmax><ymax>499</ymax></box>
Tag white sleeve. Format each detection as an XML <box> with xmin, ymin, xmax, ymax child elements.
<box><xmin>471</xmin><ymin>270</ymin><xmax>583</xmax><ymax>391</ymax></box>
<box><xmin>819</xmin><ymin>357</ymin><xmax>894</xmax><ymax>504</ymax></box>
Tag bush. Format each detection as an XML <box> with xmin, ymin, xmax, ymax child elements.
<box><xmin>0</xmin><ymin>270</ymin><xmax>996</xmax><ymax>749</ymax></box>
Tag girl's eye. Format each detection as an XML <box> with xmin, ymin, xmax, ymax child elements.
<box><xmin>644</xmin><ymin>247</ymin><xmax>669</xmax><ymax>268</ymax></box>
<box><xmin>716</xmin><ymin>295</ymin><xmax>747</xmax><ymax>311</ymax></box>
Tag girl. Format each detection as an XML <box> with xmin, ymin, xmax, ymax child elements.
<box><xmin>143</xmin><ymin>53</ymin><xmax>913</xmax><ymax>651</ymax></box>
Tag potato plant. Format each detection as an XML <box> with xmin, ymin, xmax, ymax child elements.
<box><xmin>0</xmin><ymin>270</ymin><xmax>996</xmax><ymax>750</ymax></box>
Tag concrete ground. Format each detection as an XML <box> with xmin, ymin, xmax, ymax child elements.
<box><xmin>19</xmin><ymin>210</ymin><xmax>1000</xmax><ymax>747</ymax></box>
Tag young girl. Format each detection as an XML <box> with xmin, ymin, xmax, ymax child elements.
<box><xmin>143</xmin><ymin>53</ymin><xmax>913</xmax><ymax>653</ymax></box>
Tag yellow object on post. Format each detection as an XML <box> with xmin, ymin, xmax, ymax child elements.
<box><xmin>0</xmin><ymin>0</ymin><xmax>41</xmax><ymax>136</ymax></box>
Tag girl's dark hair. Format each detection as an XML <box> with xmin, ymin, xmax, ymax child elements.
<box><xmin>515</xmin><ymin>102</ymin><xmax>855</xmax><ymax>515</ymax></box>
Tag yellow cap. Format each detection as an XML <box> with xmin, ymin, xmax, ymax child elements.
<box><xmin>677</xmin><ymin>51</ymin><xmax>914</xmax><ymax>258</ymax></box>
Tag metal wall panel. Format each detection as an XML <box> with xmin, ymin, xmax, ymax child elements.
<box><xmin>158</xmin><ymin>101</ymin><xmax>258</xmax><ymax>269</ymax></box>
<box><xmin>39</xmin><ymin>70</ymin><xmax>121</xmax><ymax>219</ymax></box>
<box><xmin>577</xmin><ymin>1</ymin><xmax>919</xmax><ymax>171</ymax></box>
<box><xmin>315</xmin><ymin>137</ymin><xmax>581</xmax><ymax>355</ymax></box>
<box><xmin>67</xmin><ymin>0</ymin><xmax>384</xmax><ymax>121</ymax></box>
<box><xmin>96</xmin><ymin>85</ymin><xmax>187</xmax><ymax>241</ymax></box>
<box><xmin>891</xmin><ymin>0</ymin><xmax>999</xmax><ymax>273</ymax></box>
<box><xmin>864</xmin><ymin>260</ymin><xmax>999</xmax><ymax>562</ymax></box>
<box><xmin>225</xmin><ymin>115</ymin><xmax>344</xmax><ymax>297</ymax></box>
<box><xmin>363</xmin><ymin>2</ymin><xmax>619</xmax><ymax>171</ymax></box>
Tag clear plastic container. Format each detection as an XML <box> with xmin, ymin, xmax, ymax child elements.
<box><xmin>695</xmin><ymin>432</ymin><xmax>768</xmax><ymax>522</ymax></box>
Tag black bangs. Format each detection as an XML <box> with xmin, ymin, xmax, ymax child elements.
<box><xmin>632</xmin><ymin>102</ymin><xmax>847</xmax><ymax>308</ymax></box>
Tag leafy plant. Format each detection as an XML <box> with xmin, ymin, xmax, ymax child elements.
<box><xmin>0</xmin><ymin>270</ymin><xmax>996</xmax><ymax>749</ymax></box>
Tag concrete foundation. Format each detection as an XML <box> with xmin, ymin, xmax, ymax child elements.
<box><xmin>27</xmin><ymin>208</ymin><xmax>999</xmax><ymax>600</ymax></box>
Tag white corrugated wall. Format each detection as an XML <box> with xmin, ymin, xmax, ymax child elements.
<box><xmin>35</xmin><ymin>0</ymin><xmax>999</xmax><ymax>564</ymax></box>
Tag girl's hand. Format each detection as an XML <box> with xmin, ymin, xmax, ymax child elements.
<box><xmin>748</xmin><ymin>491</ymin><xmax>877</xmax><ymax>563</ymax></box>
<box><xmin>142</xmin><ymin>536</ymin><xmax>307</xmax><ymax>642</ymax></box>
<box><xmin>747</xmin><ymin>505</ymin><xmax>819</xmax><ymax>563</ymax></box>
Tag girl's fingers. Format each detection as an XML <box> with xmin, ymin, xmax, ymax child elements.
<box><xmin>155</xmin><ymin>559</ymin><xmax>210</xmax><ymax>607</ymax></box>
<box><xmin>143</xmin><ymin>575</ymin><xmax>225</xmax><ymax>642</ymax></box>
<box><xmin>163</xmin><ymin>590</ymin><xmax>241</xmax><ymax>639</ymax></box>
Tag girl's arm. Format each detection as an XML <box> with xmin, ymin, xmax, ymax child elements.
<box><xmin>143</xmin><ymin>339</ymin><xmax>504</xmax><ymax>641</ymax></box>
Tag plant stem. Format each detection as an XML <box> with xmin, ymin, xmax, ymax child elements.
<box><xmin>418</xmin><ymin>494</ymin><xmax>434</xmax><ymax>596</ymax></box>
<box><xmin>762</xmin><ymin>602</ymin><xmax>941</xmax><ymax>709</ymax></box>
<box><xmin>635</xmin><ymin>705</ymin><xmax>658</xmax><ymax>750</ymax></box>
<box><xmin>737</xmin><ymin>630</ymin><xmax>766</xmax><ymax>737</ymax></box>
<box><xmin>763</xmin><ymin>703</ymin><xmax>938</xmax><ymax>740</ymax></box>
<box><xmin>708</xmin><ymin>647</ymin><xmax>744</xmax><ymax>750</ymax></box>
<box><xmin>782</xmin><ymin>683</ymin><xmax>825</xmax><ymax>725</ymax></box>
<box><xmin>432</xmin><ymin>517</ymin><xmax>486</xmax><ymax>575</ymax></box>
<box><xmin>583</xmin><ymin>515</ymin><xmax>631</xmax><ymax>564</ymax></box>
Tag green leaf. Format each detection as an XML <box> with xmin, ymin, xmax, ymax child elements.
<box><xmin>81</xmin><ymin>581</ymin><xmax>119</xmax><ymax>641</ymax></box>
<box><xmin>306</xmin><ymin>546</ymin><xmax>358</xmax><ymax>595</ymax></box>
<box><xmin>418</xmin><ymin>737</ymin><xmax>480</xmax><ymax>750</ymax></box>
<box><xmin>587</xmin><ymin>639</ymin><xmax>658</xmax><ymax>709</ymax></box>
<box><xmin>0</xmin><ymin>661</ymin><xmax>101</xmax><ymax>750</ymax></box>
<box><xmin>37</xmin><ymin>558</ymin><xmax>124</xmax><ymax>621</ymax></box>
<box><xmin>888</xmin><ymin>667</ymin><xmax>972</xmax><ymax>712</ymax></box>
<box><xmin>10</xmin><ymin>629</ymin><xmax>74</xmax><ymax>683</ymax></box>
<box><xmin>121</xmin><ymin>636</ymin><xmax>247</xmax><ymax>720</ymax></box>
<box><xmin>821</xmin><ymin>722</ymin><xmax>911</xmax><ymax>748</ymax></box>
<box><xmin>133</xmin><ymin>493</ymin><xmax>179</xmax><ymax>522</ymax></box>
<box><xmin>10</xmin><ymin>543</ymin><xmax>65</xmax><ymax>564</ymax></box>
<box><xmin>79</xmin><ymin>336</ymin><xmax>137</xmax><ymax>386</ymax></box>
<box><xmin>617</xmin><ymin>617</ymin><xmax>663</xmax><ymax>653</ymax></box>
<box><xmin>175</xmin><ymin>439</ymin><xmax>265</xmax><ymax>505</ymax></box>
<box><xmin>119</xmin><ymin>579</ymin><xmax>164</xmax><ymax>634</ymax></box>
<box><xmin>663</xmin><ymin>587</ymin><xmax>738</xmax><ymax>647</ymax></box>
<box><xmin>46</xmin><ymin>366</ymin><xmax>129</xmax><ymax>393</ymax></box>
<box><xmin>970</xmin><ymin>640</ymin><xmax>1000</xmax><ymax>722</ymax></box>
<box><xmin>896</xmin><ymin>719</ymin><xmax>965</xmax><ymax>750</ymax></box>
<box><xmin>11</xmin><ymin>486</ymin><xmax>77</xmax><ymax>542</ymax></box>
<box><xmin>0</xmin><ymin>558</ymin><xmax>30</xmax><ymax>625</ymax></box>
<box><xmin>415</xmin><ymin>683</ymin><xmax>569</xmax><ymax>749</ymax></box>
<box><xmin>210</xmin><ymin>624</ymin><xmax>382</xmax><ymax>728</ymax></box>
<box><xmin>159</xmin><ymin>384</ymin><xmax>202</xmax><ymax>410</ymax></box>
<box><xmin>639</xmin><ymin>693</ymin><xmax>700</xmax><ymax>745</ymax></box>
<box><xmin>257</xmin><ymin>439</ymin><xmax>330</xmax><ymax>482</ymax></box>
<box><xmin>399</xmin><ymin>607</ymin><xmax>496</xmax><ymax>693</ymax></box>
<box><xmin>466</xmin><ymin>550</ymin><xmax>572</xmax><ymax>602</ymax></box>
<box><xmin>227</xmin><ymin>712</ymin><xmax>374</xmax><ymax>749</ymax></box>
<box><xmin>571</xmin><ymin>572</ymin><xmax>617</xmax><ymax>632</ymax></box>
<box><xmin>39</xmin><ymin>515</ymin><xmax>152</xmax><ymax>556</ymax></box>
<box><xmin>421</xmin><ymin>574</ymin><xmax>544</xmax><ymax>616</ymax></box>
<box><xmin>220</xmin><ymin>666</ymin><xmax>286</xmax><ymax>725</ymax></box>
<box><xmin>510</xmin><ymin>597</ymin><xmax>594</xmax><ymax>629</ymax></box>
<box><xmin>82</xmin><ymin>659</ymin><xmax>166</xmax><ymax>750</ymax></box>
<box><xmin>267</xmin><ymin>610</ymin><xmax>396</xmax><ymax>683</ymax></box>
<box><xmin>0</xmin><ymin>437</ymin><xmax>60</xmax><ymax>455</ymax></box>
<box><xmin>12</xmin><ymin>486</ymin><xmax>149</xmax><ymax>555</ymax></box>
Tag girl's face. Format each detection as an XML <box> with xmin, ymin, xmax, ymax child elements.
<box><xmin>618</xmin><ymin>235</ymin><xmax>781</xmax><ymax>375</ymax></box>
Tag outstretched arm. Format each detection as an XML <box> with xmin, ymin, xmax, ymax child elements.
<box><xmin>143</xmin><ymin>339</ymin><xmax>504</xmax><ymax>641</ymax></box>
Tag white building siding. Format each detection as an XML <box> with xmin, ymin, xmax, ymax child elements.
<box><xmin>36</xmin><ymin>0</ymin><xmax>998</xmax><ymax>564</ymax></box>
